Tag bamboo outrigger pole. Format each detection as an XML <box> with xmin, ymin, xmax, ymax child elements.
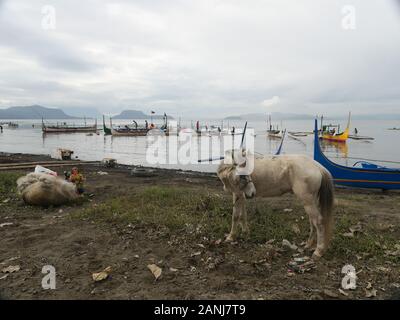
<box><xmin>197</xmin><ymin>121</ymin><xmax>248</xmax><ymax>163</ymax></box>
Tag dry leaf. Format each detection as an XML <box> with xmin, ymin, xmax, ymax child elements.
<box><xmin>2</xmin><ymin>265</ymin><xmax>20</xmax><ymax>273</ymax></box>
<box><xmin>291</xmin><ymin>224</ymin><xmax>300</xmax><ymax>234</ymax></box>
<box><xmin>169</xmin><ymin>267</ymin><xmax>178</xmax><ymax>272</ymax></box>
<box><xmin>282</xmin><ymin>239</ymin><xmax>298</xmax><ymax>250</ymax></box>
<box><xmin>92</xmin><ymin>266</ymin><xmax>112</xmax><ymax>282</ymax></box>
<box><xmin>342</xmin><ymin>232</ymin><xmax>354</xmax><ymax>238</ymax></box>
<box><xmin>191</xmin><ymin>251</ymin><xmax>202</xmax><ymax>257</ymax></box>
<box><xmin>147</xmin><ymin>264</ymin><xmax>162</xmax><ymax>280</ymax></box>
<box><xmin>339</xmin><ymin>289</ymin><xmax>349</xmax><ymax>297</ymax></box>
<box><xmin>323</xmin><ymin>289</ymin><xmax>339</xmax><ymax>298</ymax></box>
<box><xmin>0</xmin><ymin>274</ymin><xmax>8</xmax><ymax>280</ymax></box>
<box><xmin>365</xmin><ymin>288</ymin><xmax>377</xmax><ymax>298</ymax></box>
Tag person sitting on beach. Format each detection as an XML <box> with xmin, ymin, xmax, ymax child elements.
<box><xmin>69</xmin><ymin>167</ymin><xmax>85</xmax><ymax>194</ymax></box>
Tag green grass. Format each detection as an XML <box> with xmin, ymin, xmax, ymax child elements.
<box><xmin>0</xmin><ymin>172</ymin><xmax>21</xmax><ymax>196</ymax></box>
<box><xmin>326</xmin><ymin>212</ymin><xmax>399</xmax><ymax>262</ymax></box>
<box><xmin>74</xmin><ymin>186</ymin><xmax>233</xmax><ymax>238</ymax></box>
<box><xmin>74</xmin><ymin>186</ymin><xmax>308</xmax><ymax>243</ymax></box>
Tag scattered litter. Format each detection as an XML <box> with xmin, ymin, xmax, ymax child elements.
<box><xmin>169</xmin><ymin>267</ymin><xmax>178</xmax><ymax>272</ymax></box>
<box><xmin>2</xmin><ymin>265</ymin><xmax>20</xmax><ymax>273</ymax></box>
<box><xmin>92</xmin><ymin>266</ymin><xmax>112</xmax><ymax>282</ymax></box>
<box><xmin>34</xmin><ymin>165</ymin><xmax>57</xmax><ymax>176</ymax></box>
<box><xmin>343</xmin><ymin>223</ymin><xmax>363</xmax><ymax>238</ymax></box>
<box><xmin>0</xmin><ymin>222</ymin><xmax>13</xmax><ymax>228</ymax></box>
<box><xmin>2</xmin><ymin>198</ymin><xmax>10</xmax><ymax>203</ymax></box>
<box><xmin>283</xmin><ymin>208</ymin><xmax>293</xmax><ymax>213</ymax></box>
<box><xmin>147</xmin><ymin>264</ymin><xmax>162</xmax><ymax>280</ymax></box>
<box><xmin>294</xmin><ymin>256</ymin><xmax>310</xmax><ymax>263</ymax></box>
<box><xmin>282</xmin><ymin>239</ymin><xmax>298</xmax><ymax>250</ymax></box>
<box><xmin>134</xmin><ymin>255</ymin><xmax>139</xmax><ymax>259</ymax></box>
<box><xmin>97</xmin><ymin>171</ymin><xmax>108</xmax><ymax>175</ymax></box>
<box><xmin>288</xmin><ymin>258</ymin><xmax>316</xmax><ymax>274</ymax></box>
<box><xmin>197</xmin><ymin>244</ymin><xmax>205</xmax><ymax>249</ymax></box>
<box><xmin>190</xmin><ymin>266</ymin><xmax>196</xmax><ymax>272</ymax></box>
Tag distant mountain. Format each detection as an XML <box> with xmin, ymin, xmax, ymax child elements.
<box><xmin>224</xmin><ymin>112</ymin><xmax>314</xmax><ymax>121</ymax></box>
<box><xmin>112</xmin><ymin>110</ymin><xmax>174</xmax><ymax>120</ymax></box>
<box><xmin>0</xmin><ymin>105</ymin><xmax>77</xmax><ymax>119</ymax></box>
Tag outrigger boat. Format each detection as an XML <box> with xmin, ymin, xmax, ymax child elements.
<box><xmin>267</xmin><ymin>115</ymin><xmax>282</xmax><ymax>138</ymax></box>
<box><xmin>42</xmin><ymin>118</ymin><xmax>97</xmax><ymax>133</ymax></box>
<box><xmin>313</xmin><ymin>119</ymin><xmax>400</xmax><ymax>190</ymax></box>
<box><xmin>103</xmin><ymin>115</ymin><xmax>112</xmax><ymax>135</ymax></box>
<box><xmin>320</xmin><ymin>112</ymin><xmax>351</xmax><ymax>143</ymax></box>
<box><xmin>110</xmin><ymin>119</ymin><xmax>150</xmax><ymax>136</ymax></box>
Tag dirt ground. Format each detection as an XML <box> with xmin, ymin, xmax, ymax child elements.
<box><xmin>0</xmin><ymin>152</ymin><xmax>399</xmax><ymax>300</ymax></box>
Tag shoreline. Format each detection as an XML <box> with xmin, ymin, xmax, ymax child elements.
<box><xmin>0</xmin><ymin>151</ymin><xmax>218</xmax><ymax>178</ymax></box>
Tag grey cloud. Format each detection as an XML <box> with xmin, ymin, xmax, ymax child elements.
<box><xmin>0</xmin><ymin>0</ymin><xmax>399</xmax><ymax>118</ymax></box>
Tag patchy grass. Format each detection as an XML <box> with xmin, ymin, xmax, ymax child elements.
<box><xmin>73</xmin><ymin>186</ymin><xmax>303</xmax><ymax>242</ymax></box>
<box><xmin>0</xmin><ymin>172</ymin><xmax>21</xmax><ymax>197</ymax></box>
<box><xmin>74</xmin><ymin>186</ymin><xmax>232</xmax><ymax>238</ymax></box>
<box><xmin>73</xmin><ymin>186</ymin><xmax>400</xmax><ymax>263</ymax></box>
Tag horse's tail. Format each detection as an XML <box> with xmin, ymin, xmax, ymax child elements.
<box><xmin>318</xmin><ymin>168</ymin><xmax>335</xmax><ymax>247</ymax></box>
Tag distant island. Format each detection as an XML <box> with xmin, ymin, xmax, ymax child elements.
<box><xmin>0</xmin><ymin>105</ymin><xmax>174</xmax><ymax>120</ymax></box>
<box><xmin>0</xmin><ymin>105</ymin><xmax>77</xmax><ymax>119</ymax></box>
<box><xmin>224</xmin><ymin>112</ymin><xmax>314</xmax><ymax>121</ymax></box>
<box><xmin>112</xmin><ymin>110</ymin><xmax>174</xmax><ymax>120</ymax></box>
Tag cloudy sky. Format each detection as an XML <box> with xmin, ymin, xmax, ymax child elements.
<box><xmin>0</xmin><ymin>0</ymin><xmax>399</xmax><ymax>118</ymax></box>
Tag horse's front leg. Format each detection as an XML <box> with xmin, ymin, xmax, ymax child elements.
<box><xmin>239</xmin><ymin>194</ymin><xmax>250</xmax><ymax>235</ymax></box>
<box><xmin>226</xmin><ymin>193</ymin><xmax>245</xmax><ymax>242</ymax></box>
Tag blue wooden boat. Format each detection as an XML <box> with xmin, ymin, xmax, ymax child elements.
<box><xmin>313</xmin><ymin>119</ymin><xmax>400</xmax><ymax>190</ymax></box>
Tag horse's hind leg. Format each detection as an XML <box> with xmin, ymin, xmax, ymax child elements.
<box><xmin>303</xmin><ymin>202</ymin><xmax>326</xmax><ymax>258</ymax></box>
<box><xmin>304</xmin><ymin>211</ymin><xmax>317</xmax><ymax>250</ymax></box>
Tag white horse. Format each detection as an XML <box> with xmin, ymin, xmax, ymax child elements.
<box><xmin>217</xmin><ymin>149</ymin><xmax>334</xmax><ymax>258</ymax></box>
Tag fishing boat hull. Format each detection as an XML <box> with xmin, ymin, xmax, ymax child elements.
<box><xmin>348</xmin><ymin>135</ymin><xmax>374</xmax><ymax>141</ymax></box>
<box><xmin>111</xmin><ymin>128</ymin><xmax>149</xmax><ymax>136</ymax></box>
<box><xmin>320</xmin><ymin>130</ymin><xmax>349</xmax><ymax>142</ymax></box>
<box><xmin>42</xmin><ymin>125</ymin><xmax>97</xmax><ymax>133</ymax></box>
<box><xmin>313</xmin><ymin>119</ymin><xmax>400</xmax><ymax>190</ymax></box>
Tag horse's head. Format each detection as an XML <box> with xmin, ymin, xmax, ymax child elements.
<box><xmin>217</xmin><ymin>149</ymin><xmax>256</xmax><ymax>199</ymax></box>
